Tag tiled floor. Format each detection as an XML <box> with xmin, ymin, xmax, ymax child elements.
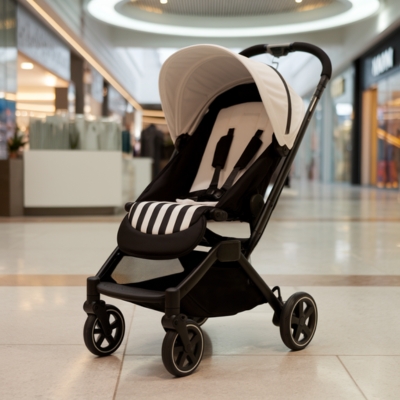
<box><xmin>1</xmin><ymin>182</ymin><xmax>399</xmax><ymax>399</ymax></box>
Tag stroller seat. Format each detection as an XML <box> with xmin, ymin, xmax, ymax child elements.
<box><xmin>189</xmin><ymin>102</ymin><xmax>273</xmax><ymax>195</ymax></box>
<box><xmin>118</xmin><ymin>94</ymin><xmax>280</xmax><ymax>259</ymax></box>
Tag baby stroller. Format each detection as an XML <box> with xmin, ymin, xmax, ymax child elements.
<box><xmin>83</xmin><ymin>42</ymin><xmax>331</xmax><ymax>377</ymax></box>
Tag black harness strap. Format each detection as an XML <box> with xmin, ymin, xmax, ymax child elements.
<box><xmin>189</xmin><ymin>129</ymin><xmax>264</xmax><ymax>202</ymax></box>
<box><xmin>201</xmin><ymin>129</ymin><xmax>263</xmax><ymax>201</ymax></box>
<box><xmin>205</xmin><ymin>128</ymin><xmax>234</xmax><ymax>196</ymax></box>
<box><xmin>220</xmin><ymin>129</ymin><xmax>263</xmax><ymax>192</ymax></box>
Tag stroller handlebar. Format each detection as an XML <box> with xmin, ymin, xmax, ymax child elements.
<box><xmin>239</xmin><ymin>42</ymin><xmax>332</xmax><ymax>80</ymax></box>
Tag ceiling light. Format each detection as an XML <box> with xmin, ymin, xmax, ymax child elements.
<box><xmin>160</xmin><ymin>0</ymin><xmax>168</xmax><ymax>4</ymax></box>
<box><xmin>335</xmin><ymin>103</ymin><xmax>353</xmax><ymax>116</ymax></box>
<box><xmin>16</xmin><ymin>103</ymin><xmax>56</xmax><ymax>113</ymax></box>
<box><xmin>87</xmin><ymin>0</ymin><xmax>380</xmax><ymax>37</ymax></box>
<box><xmin>0</xmin><ymin>92</ymin><xmax>16</xmax><ymax>101</ymax></box>
<box><xmin>17</xmin><ymin>92</ymin><xmax>56</xmax><ymax>101</ymax></box>
<box><xmin>44</xmin><ymin>74</ymin><xmax>57</xmax><ymax>87</ymax></box>
<box><xmin>295</xmin><ymin>0</ymin><xmax>303</xmax><ymax>3</ymax></box>
<box><xmin>21</xmin><ymin>62</ymin><xmax>34</xmax><ymax>70</ymax></box>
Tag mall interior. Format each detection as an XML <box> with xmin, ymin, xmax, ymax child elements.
<box><xmin>1</xmin><ymin>0</ymin><xmax>400</xmax><ymax>398</ymax></box>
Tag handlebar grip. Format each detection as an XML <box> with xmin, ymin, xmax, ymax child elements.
<box><xmin>239</xmin><ymin>42</ymin><xmax>332</xmax><ymax>80</ymax></box>
<box><xmin>289</xmin><ymin>42</ymin><xmax>332</xmax><ymax>79</ymax></box>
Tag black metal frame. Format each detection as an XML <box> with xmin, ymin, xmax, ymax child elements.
<box><xmin>84</xmin><ymin>42</ymin><xmax>331</xmax><ymax>335</ymax></box>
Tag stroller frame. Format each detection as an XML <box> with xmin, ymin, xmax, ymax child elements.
<box><xmin>83</xmin><ymin>42</ymin><xmax>332</xmax><ymax>377</ymax></box>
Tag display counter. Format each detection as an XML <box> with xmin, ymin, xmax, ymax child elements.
<box><xmin>24</xmin><ymin>151</ymin><xmax>152</xmax><ymax>214</ymax></box>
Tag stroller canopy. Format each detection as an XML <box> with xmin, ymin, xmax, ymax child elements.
<box><xmin>159</xmin><ymin>45</ymin><xmax>304</xmax><ymax>149</ymax></box>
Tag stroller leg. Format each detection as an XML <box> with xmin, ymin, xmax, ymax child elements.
<box><xmin>83</xmin><ymin>276</ymin><xmax>126</xmax><ymax>357</ymax></box>
<box><xmin>238</xmin><ymin>255</ymin><xmax>318</xmax><ymax>349</ymax></box>
<box><xmin>162</xmin><ymin>314</ymin><xmax>192</xmax><ymax>352</ymax></box>
<box><xmin>96</xmin><ymin>247</ymin><xmax>124</xmax><ymax>280</ymax></box>
<box><xmin>238</xmin><ymin>254</ymin><xmax>284</xmax><ymax>325</ymax></box>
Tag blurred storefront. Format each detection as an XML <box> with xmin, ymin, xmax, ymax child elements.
<box><xmin>331</xmin><ymin>68</ymin><xmax>354</xmax><ymax>183</ymax></box>
<box><xmin>16</xmin><ymin>5</ymin><xmax>72</xmax><ymax>140</ymax></box>
<box><xmin>1</xmin><ymin>3</ymin><xmax>143</xmax><ymax>156</ymax></box>
<box><xmin>359</xmin><ymin>27</ymin><xmax>400</xmax><ymax>190</ymax></box>
<box><xmin>0</xmin><ymin>2</ymin><xmax>150</xmax><ymax>216</ymax></box>
<box><xmin>0</xmin><ymin>0</ymin><xmax>17</xmax><ymax>160</ymax></box>
<box><xmin>293</xmin><ymin>97</ymin><xmax>323</xmax><ymax>182</ymax></box>
<box><xmin>295</xmin><ymin>67</ymin><xmax>355</xmax><ymax>184</ymax></box>
<box><xmin>15</xmin><ymin>5</ymin><xmax>127</xmax><ymax>153</ymax></box>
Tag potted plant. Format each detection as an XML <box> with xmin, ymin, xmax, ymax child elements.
<box><xmin>7</xmin><ymin>126</ymin><xmax>27</xmax><ymax>159</ymax></box>
<box><xmin>0</xmin><ymin>125</ymin><xmax>25</xmax><ymax>216</ymax></box>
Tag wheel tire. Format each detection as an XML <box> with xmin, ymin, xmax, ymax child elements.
<box><xmin>280</xmin><ymin>292</ymin><xmax>318</xmax><ymax>351</ymax></box>
<box><xmin>162</xmin><ymin>322</ymin><xmax>204</xmax><ymax>377</ymax></box>
<box><xmin>83</xmin><ymin>305</ymin><xmax>125</xmax><ymax>357</ymax></box>
<box><xmin>190</xmin><ymin>317</ymin><xmax>208</xmax><ymax>327</ymax></box>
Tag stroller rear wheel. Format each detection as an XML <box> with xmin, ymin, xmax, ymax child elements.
<box><xmin>83</xmin><ymin>304</ymin><xmax>125</xmax><ymax>357</ymax></box>
<box><xmin>162</xmin><ymin>321</ymin><xmax>204</xmax><ymax>377</ymax></box>
<box><xmin>280</xmin><ymin>292</ymin><xmax>317</xmax><ymax>351</ymax></box>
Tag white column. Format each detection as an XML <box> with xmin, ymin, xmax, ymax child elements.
<box><xmin>134</xmin><ymin>109</ymin><xmax>143</xmax><ymax>140</ymax></box>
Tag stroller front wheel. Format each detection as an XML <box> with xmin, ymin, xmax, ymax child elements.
<box><xmin>279</xmin><ymin>292</ymin><xmax>318</xmax><ymax>351</ymax></box>
<box><xmin>83</xmin><ymin>304</ymin><xmax>125</xmax><ymax>357</ymax></box>
<box><xmin>162</xmin><ymin>322</ymin><xmax>204</xmax><ymax>377</ymax></box>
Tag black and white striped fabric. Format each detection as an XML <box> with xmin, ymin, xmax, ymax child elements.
<box><xmin>128</xmin><ymin>202</ymin><xmax>210</xmax><ymax>235</ymax></box>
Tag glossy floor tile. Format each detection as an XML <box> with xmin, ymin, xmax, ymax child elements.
<box><xmin>1</xmin><ymin>182</ymin><xmax>399</xmax><ymax>399</ymax></box>
<box><xmin>0</xmin><ymin>287</ymin><xmax>135</xmax><ymax>345</ymax></box>
<box><xmin>124</xmin><ymin>286</ymin><xmax>400</xmax><ymax>357</ymax></box>
<box><xmin>2</xmin><ymin>220</ymin><xmax>398</xmax><ymax>276</ymax></box>
<box><xmin>115</xmin><ymin>356</ymin><xmax>365</xmax><ymax>400</ymax></box>
<box><xmin>0</xmin><ymin>345</ymin><xmax>124</xmax><ymax>400</ymax></box>
<box><xmin>0</xmin><ymin>222</ymin><xmax>119</xmax><ymax>275</ymax></box>
<box><xmin>340</xmin><ymin>356</ymin><xmax>400</xmax><ymax>400</ymax></box>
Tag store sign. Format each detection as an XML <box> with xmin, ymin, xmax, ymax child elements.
<box><xmin>17</xmin><ymin>6</ymin><xmax>70</xmax><ymax>81</ymax></box>
<box><xmin>371</xmin><ymin>47</ymin><xmax>394</xmax><ymax>77</ymax></box>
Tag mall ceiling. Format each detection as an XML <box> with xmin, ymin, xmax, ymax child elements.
<box><xmin>127</xmin><ymin>0</ymin><xmax>336</xmax><ymax>17</ymax></box>
<box><xmin>87</xmin><ymin>0</ymin><xmax>379</xmax><ymax>42</ymax></box>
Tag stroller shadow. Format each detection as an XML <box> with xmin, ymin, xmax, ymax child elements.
<box><xmin>202</xmin><ymin>329</ymin><xmax>213</xmax><ymax>359</ymax></box>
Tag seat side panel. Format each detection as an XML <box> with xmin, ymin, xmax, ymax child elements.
<box><xmin>190</xmin><ymin>102</ymin><xmax>273</xmax><ymax>193</ymax></box>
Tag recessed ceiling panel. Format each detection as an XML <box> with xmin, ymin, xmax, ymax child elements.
<box><xmin>87</xmin><ymin>0</ymin><xmax>381</xmax><ymax>37</ymax></box>
<box><xmin>129</xmin><ymin>0</ymin><xmax>335</xmax><ymax>17</ymax></box>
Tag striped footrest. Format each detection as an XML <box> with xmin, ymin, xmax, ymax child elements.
<box><xmin>128</xmin><ymin>202</ymin><xmax>211</xmax><ymax>235</ymax></box>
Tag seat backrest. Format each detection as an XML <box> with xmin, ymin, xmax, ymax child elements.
<box><xmin>190</xmin><ymin>102</ymin><xmax>274</xmax><ymax>193</ymax></box>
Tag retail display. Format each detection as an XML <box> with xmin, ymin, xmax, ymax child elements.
<box><xmin>29</xmin><ymin>115</ymin><xmax>122</xmax><ymax>151</ymax></box>
<box><xmin>359</xmin><ymin>28</ymin><xmax>400</xmax><ymax>188</ymax></box>
<box><xmin>82</xmin><ymin>43</ymin><xmax>331</xmax><ymax>377</ymax></box>
<box><xmin>376</xmin><ymin>75</ymin><xmax>400</xmax><ymax>189</ymax></box>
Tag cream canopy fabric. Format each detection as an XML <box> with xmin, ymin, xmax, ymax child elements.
<box><xmin>159</xmin><ymin>44</ymin><xmax>305</xmax><ymax>149</ymax></box>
